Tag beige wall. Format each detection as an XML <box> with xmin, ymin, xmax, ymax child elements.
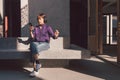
<box><xmin>0</xmin><ymin>0</ymin><xmax>3</xmax><ymax>37</ymax></box>
<box><xmin>21</xmin><ymin>0</ymin><xmax>29</xmax><ymax>28</ymax></box>
<box><xmin>21</xmin><ymin>0</ymin><xmax>28</xmax><ymax>8</ymax></box>
<box><xmin>0</xmin><ymin>0</ymin><xmax>3</xmax><ymax>19</ymax></box>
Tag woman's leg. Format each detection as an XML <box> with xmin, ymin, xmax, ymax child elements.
<box><xmin>30</xmin><ymin>42</ymin><xmax>39</xmax><ymax>76</ymax></box>
<box><xmin>30</xmin><ymin>42</ymin><xmax>49</xmax><ymax>76</ymax></box>
<box><xmin>33</xmin><ymin>42</ymin><xmax>50</xmax><ymax>71</ymax></box>
<box><xmin>33</xmin><ymin>53</ymin><xmax>40</xmax><ymax>71</ymax></box>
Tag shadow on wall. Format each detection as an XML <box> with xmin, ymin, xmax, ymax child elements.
<box><xmin>21</xmin><ymin>24</ymin><xmax>30</xmax><ymax>37</ymax></box>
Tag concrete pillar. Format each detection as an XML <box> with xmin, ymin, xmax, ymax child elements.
<box><xmin>88</xmin><ymin>0</ymin><xmax>103</xmax><ymax>54</ymax></box>
<box><xmin>88</xmin><ymin>0</ymin><xmax>99</xmax><ymax>53</ymax></box>
<box><xmin>117</xmin><ymin>0</ymin><xmax>120</xmax><ymax>63</ymax></box>
<box><xmin>98</xmin><ymin>0</ymin><xmax>103</xmax><ymax>54</ymax></box>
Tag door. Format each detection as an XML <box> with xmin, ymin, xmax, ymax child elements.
<box><xmin>70</xmin><ymin>0</ymin><xmax>88</xmax><ymax>49</ymax></box>
<box><xmin>4</xmin><ymin>0</ymin><xmax>21</xmax><ymax>37</ymax></box>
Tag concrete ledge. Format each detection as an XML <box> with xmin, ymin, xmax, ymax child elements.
<box><xmin>39</xmin><ymin>49</ymin><xmax>82</xmax><ymax>59</ymax></box>
<box><xmin>0</xmin><ymin>37</ymin><xmax>91</xmax><ymax>67</ymax></box>
<box><xmin>0</xmin><ymin>49</ymin><xmax>29</xmax><ymax>59</ymax></box>
<box><xmin>0</xmin><ymin>37</ymin><xmax>91</xmax><ymax>60</ymax></box>
<box><xmin>17</xmin><ymin>37</ymin><xmax>70</xmax><ymax>50</ymax></box>
<box><xmin>0</xmin><ymin>49</ymin><xmax>89</xmax><ymax>60</ymax></box>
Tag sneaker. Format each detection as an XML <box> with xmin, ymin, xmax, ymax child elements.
<box><xmin>29</xmin><ymin>70</ymin><xmax>39</xmax><ymax>77</ymax></box>
<box><xmin>36</xmin><ymin>63</ymin><xmax>42</xmax><ymax>72</ymax></box>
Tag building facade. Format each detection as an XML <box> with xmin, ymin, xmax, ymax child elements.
<box><xmin>0</xmin><ymin>0</ymin><xmax>120</xmax><ymax>63</ymax></box>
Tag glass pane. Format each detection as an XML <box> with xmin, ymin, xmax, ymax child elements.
<box><xmin>112</xmin><ymin>16</ymin><xmax>117</xmax><ymax>44</ymax></box>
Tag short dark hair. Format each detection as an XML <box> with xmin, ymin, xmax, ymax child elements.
<box><xmin>37</xmin><ymin>13</ymin><xmax>47</xmax><ymax>23</ymax></box>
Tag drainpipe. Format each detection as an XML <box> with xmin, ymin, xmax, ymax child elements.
<box><xmin>5</xmin><ymin>16</ymin><xmax>8</xmax><ymax>38</ymax></box>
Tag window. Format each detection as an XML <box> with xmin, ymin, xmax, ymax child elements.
<box><xmin>103</xmin><ymin>14</ymin><xmax>117</xmax><ymax>45</ymax></box>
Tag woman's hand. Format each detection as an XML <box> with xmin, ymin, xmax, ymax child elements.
<box><xmin>29</xmin><ymin>26</ymin><xmax>34</xmax><ymax>31</ymax></box>
<box><xmin>29</xmin><ymin>26</ymin><xmax>34</xmax><ymax>38</ymax></box>
<box><xmin>54</xmin><ymin>29</ymin><xmax>59</xmax><ymax>38</ymax></box>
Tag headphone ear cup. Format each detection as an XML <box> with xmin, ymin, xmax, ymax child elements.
<box><xmin>44</xmin><ymin>18</ymin><xmax>47</xmax><ymax>23</ymax></box>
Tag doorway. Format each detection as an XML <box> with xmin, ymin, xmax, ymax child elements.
<box><xmin>70</xmin><ymin>0</ymin><xmax>88</xmax><ymax>49</ymax></box>
<box><xmin>4</xmin><ymin>0</ymin><xmax>21</xmax><ymax>37</ymax></box>
<box><xmin>102</xmin><ymin>0</ymin><xmax>117</xmax><ymax>56</ymax></box>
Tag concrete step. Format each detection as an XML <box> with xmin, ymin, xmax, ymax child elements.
<box><xmin>0</xmin><ymin>37</ymin><xmax>70</xmax><ymax>50</ymax></box>
<box><xmin>0</xmin><ymin>37</ymin><xmax>91</xmax><ymax>60</ymax></box>
<box><xmin>0</xmin><ymin>49</ymin><xmax>91</xmax><ymax>59</ymax></box>
<box><xmin>39</xmin><ymin>49</ymin><xmax>90</xmax><ymax>59</ymax></box>
<box><xmin>0</xmin><ymin>37</ymin><xmax>91</xmax><ymax>67</ymax></box>
<box><xmin>0</xmin><ymin>48</ymin><xmax>90</xmax><ymax>67</ymax></box>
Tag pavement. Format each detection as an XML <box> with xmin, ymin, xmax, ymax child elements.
<box><xmin>0</xmin><ymin>56</ymin><xmax>120</xmax><ymax>80</ymax></box>
<box><xmin>95</xmin><ymin>54</ymin><xmax>119</xmax><ymax>67</ymax></box>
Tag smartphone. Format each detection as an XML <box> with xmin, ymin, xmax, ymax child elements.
<box><xmin>29</xmin><ymin>23</ymin><xmax>32</xmax><ymax>26</ymax></box>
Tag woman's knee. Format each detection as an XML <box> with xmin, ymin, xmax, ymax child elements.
<box><xmin>33</xmin><ymin>54</ymin><xmax>39</xmax><ymax>60</ymax></box>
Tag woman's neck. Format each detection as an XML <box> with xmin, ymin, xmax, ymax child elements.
<box><xmin>39</xmin><ymin>24</ymin><xmax>44</xmax><ymax>29</ymax></box>
<box><xmin>39</xmin><ymin>23</ymin><xmax>45</xmax><ymax>26</ymax></box>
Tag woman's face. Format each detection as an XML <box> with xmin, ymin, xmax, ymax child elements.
<box><xmin>37</xmin><ymin>17</ymin><xmax>44</xmax><ymax>25</ymax></box>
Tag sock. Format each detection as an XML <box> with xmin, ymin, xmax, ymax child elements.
<box><xmin>36</xmin><ymin>60</ymin><xmax>40</xmax><ymax>64</ymax></box>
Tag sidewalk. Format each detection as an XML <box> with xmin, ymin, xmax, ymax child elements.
<box><xmin>1</xmin><ymin>56</ymin><xmax>120</xmax><ymax>80</ymax></box>
<box><xmin>95</xmin><ymin>54</ymin><xmax>120</xmax><ymax>67</ymax></box>
<box><xmin>95</xmin><ymin>45</ymin><xmax>120</xmax><ymax>67</ymax></box>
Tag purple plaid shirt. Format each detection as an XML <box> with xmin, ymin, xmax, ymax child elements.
<box><xmin>33</xmin><ymin>24</ymin><xmax>55</xmax><ymax>42</ymax></box>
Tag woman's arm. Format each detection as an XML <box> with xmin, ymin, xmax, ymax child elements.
<box><xmin>29</xmin><ymin>26</ymin><xmax>35</xmax><ymax>38</ymax></box>
<box><xmin>54</xmin><ymin>29</ymin><xmax>59</xmax><ymax>39</ymax></box>
<box><xmin>48</xmin><ymin>26</ymin><xmax>59</xmax><ymax>39</ymax></box>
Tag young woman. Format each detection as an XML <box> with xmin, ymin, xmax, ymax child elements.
<box><xmin>29</xmin><ymin>13</ymin><xmax>59</xmax><ymax>77</ymax></box>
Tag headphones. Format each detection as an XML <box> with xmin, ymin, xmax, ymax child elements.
<box><xmin>43</xmin><ymin>16</ymin><xmax>47</xmax><ymax>23</ymax></box>
<box><xmin>37</xmin><ymin>13</ymin><xmax>47</xmax><ymax>23</ymax></box>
